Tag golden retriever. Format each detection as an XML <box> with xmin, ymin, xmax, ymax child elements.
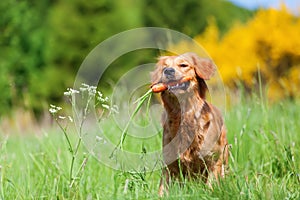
<box><xmin>151</xmin><ymin>52</ymin><xmax>228</xmax><ymax>196</ymax></box>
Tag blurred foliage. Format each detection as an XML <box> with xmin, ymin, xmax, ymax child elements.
<box><xmin>169</xmin><ymin>5</ymin><xmax>300</xmax><ymax>101</ymax></box>
<box><xmin>194</xmin><ymin>5</ymin><xmax>300</xmax><ymax>101</ymax></box>
<box><xmin>0</xmin><ymin>0</ymin><xmax>50</xmax><ymax>115</ymax></box>
<box><xmin>143</xmin><ymin>0</ymin><xmax>253</xmax><ymax>36</ymax></box>
<box><xmin>0</xmin><ymin>0</ymin><xmax>253</xmax><ymax>118</ymax></box>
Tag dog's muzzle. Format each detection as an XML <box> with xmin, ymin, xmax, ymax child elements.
<box><xmin>163</xmin><ymin>67</ymin><xmax>175</xmax><ymax>80</ymax></box>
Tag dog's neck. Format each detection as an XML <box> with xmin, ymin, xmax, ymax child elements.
<box><xmin>161</xmin><ymin>84</ymin><xmax>209</xmax><ymax>147</ymax></box>
<box><xmin>161</xmin><ymin>84</ymin><xmax>206</xmax><ymax>118</ymax></box>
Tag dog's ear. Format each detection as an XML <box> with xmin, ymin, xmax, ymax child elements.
<box><xmin>150</xmin><ymin>56</ymin><xmax>168</xmax><ymax>84</ymax></box>
<box><xmin>183</xmin><ymin>52</ymin><xmax>216</xmax><ymax>80</ymax></box>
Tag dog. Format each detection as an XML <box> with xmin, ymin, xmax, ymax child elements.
<box><xmin>150</xmin><ymin>52</ymin><xmax>228</xmax><ymax>196</ymax></box>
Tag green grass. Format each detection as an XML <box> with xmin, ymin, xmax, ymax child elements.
<box><xmin>1</xmin><ymin>98</ymin><xmax>300</xmax><ymax>199</ymax></box>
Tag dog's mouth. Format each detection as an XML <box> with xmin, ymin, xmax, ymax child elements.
<box><xmin>151</xmin><ymin>76</ymin><xmax>192</xmax><ymax>93</ymax></box>
<box><xmin>164</xmin><ymin>76</ymin><xmax>192</xmax><ymax>91</ymax></box>
<box><xmin>167</xmin><ymin>81</ymin><xmax>190</xmax><ymax>91</ymax></box>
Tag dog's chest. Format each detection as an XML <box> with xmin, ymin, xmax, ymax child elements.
<box><xmin>163</xmin><ymin>99</ymin><xmax>213</xmax><ymax>169</ymax></box>
<box><xmin>164</xmin><ymin>100</ymin><xmax>210</xmax><ymax>140</ymax></box>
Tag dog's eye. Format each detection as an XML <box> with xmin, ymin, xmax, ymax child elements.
<box><xmin>179</xmin><ymin>63</ymin><xmax>188</xmax><ymax>67</ymax></box>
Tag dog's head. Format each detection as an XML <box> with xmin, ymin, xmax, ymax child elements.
<box><xmin>151</xmin><ymin>52</ymin><xmax>216</xmax><ymax>95</ymax></box>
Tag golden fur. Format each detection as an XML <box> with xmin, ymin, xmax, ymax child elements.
<box><xmin>151</xmin><ymin>52</ymin><xmax>228</xmax><ymax>196</ymax></box>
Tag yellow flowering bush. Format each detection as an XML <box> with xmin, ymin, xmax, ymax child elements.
<box><xmin>170</xmin><ymin>5</ymin><xmax>300</xmax><ymax>101</ymax></box>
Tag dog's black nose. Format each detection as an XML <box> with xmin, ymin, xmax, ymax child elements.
<box><xmin>163</xmin><ymin>68</ymin><xmax>175</xmax><ymax>76</ymax></box>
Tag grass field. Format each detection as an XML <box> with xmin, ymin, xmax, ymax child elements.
<box><xmin>1</xmin><ymin>97</ymin><xmax>300</xmax><ymax>199</ymax></box>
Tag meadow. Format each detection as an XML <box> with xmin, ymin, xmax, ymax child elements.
<box><xmin>1</xmin><ymin>95</ymin><xmax>299</xmax><ymax>200</ymax></box>
<box><xmin>1</xmin><ymin>1</ymin><xmax>299</xmax><ymax>199</ymax></box>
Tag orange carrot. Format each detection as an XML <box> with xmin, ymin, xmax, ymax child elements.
<box><xmin>151</xmin><ymin>83</ymin><xmax>168</xmax><ymax>93</ymax></box>
<box><xmin>151</xmin><ymin>76</ymin><xmax>193</xmax><ymax>93</ymax></box>
<box><xmin>179</xmin><ymin>76</ymin><xmax>193</xmax><ymax>83</ymax></box>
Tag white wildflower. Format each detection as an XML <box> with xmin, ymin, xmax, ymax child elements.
<box><xmin>58</xmin><ymin>116</ymin><xmax>66</xmax><ymax>119</ymax></box>
<box><xmin>49</xmin><ymin>104</ymin><xmax>62</xmax><ymax>114</ymax></box>
<box><xmin>97</xmin><ymin>91</ymin><xmax>103</xmax><ymax>97</ymax></box>
<box><xmin>88</xmin><ymin>86</ymin><xmax>97</xmax><ymax>96</ymax></box>
<box><xmin>80</xmin><ymin>83</ymin><xmax>98</xmax><ymax>96</ymax></box>
<box><xmin>102</xmin><ymin>104</ymin><xmax>110</xmax><ymax>109</ymax></box>
<box><xmin>97</xmin><ymin>96</ymin><xmax>105</xmax><ymax>102</ymax></box>
<box><xmin>79</xmin><ymin>87</ymin><xmax>87</xmax><ymax>92</ymax></box>
<box><xmin>64</xmin><ymin>88</ymin><xmax>79</xmax><ymax>96</ymax></box>
<box><xmin>68</xmin><ymin>116</ymin><xmax>73</xmax><ymax>123</ymax></box>
<box><xmin>72</xmin><ymin>88</ymin><xmax>79</xmax><ymax>94</ymax></box>
<box><xmin>96</xmin><ymin>92</ymin><xmax>109</xmax><ymax>103</ymax></box>
<box><xmin>111</xmin><ymin>105</ymin><xmax>119</xmax><ymax>114</ymax></box>
<box><xmin>79</xmin><ymin>84</ymin><xmax>88</xmax><ymax>92</ymax></box>
<box><xmin>81</xmin><ymin>83</ymin><xmax>89</xmax><ymax>88</ymax></box>
<box><xmin>49</xmin><ymin>108</ymin><xmax>56</xmax><ymax>114</ymax></box>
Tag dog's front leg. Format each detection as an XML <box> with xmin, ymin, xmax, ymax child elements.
<box><xmin>158</xmin><ymin>168</ymin><xmax>170</xmax><ymax>197</ymax></box>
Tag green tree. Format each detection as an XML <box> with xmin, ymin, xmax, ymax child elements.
<box><xmin>0</xmin><ymin>0</ymin><xmax>254</xmax><ymax>118</ymax></box>
<box><xmin>44</xmin><ymin>0</ymin><xmax>146</xmax><ymax>97</ymax></box>
<box><xmin>143</xmin><ymin>0</ymin><xmax>253</xmax><ymax>36</ymax></box>
<box><xmin>0</xmin><ymin>0</ymin><xmax>50</xmax><ymax>116</ymax></box>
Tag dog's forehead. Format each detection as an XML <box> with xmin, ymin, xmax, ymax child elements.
<box><xmin>176</xmin><ymin>55</ymin><xmax>193</xmax><ymax>64</ymax></box>
<box><xmin>163</xmin><ymin>55</ymin><xmax>193</xmax><ymax>66</ymax></box>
